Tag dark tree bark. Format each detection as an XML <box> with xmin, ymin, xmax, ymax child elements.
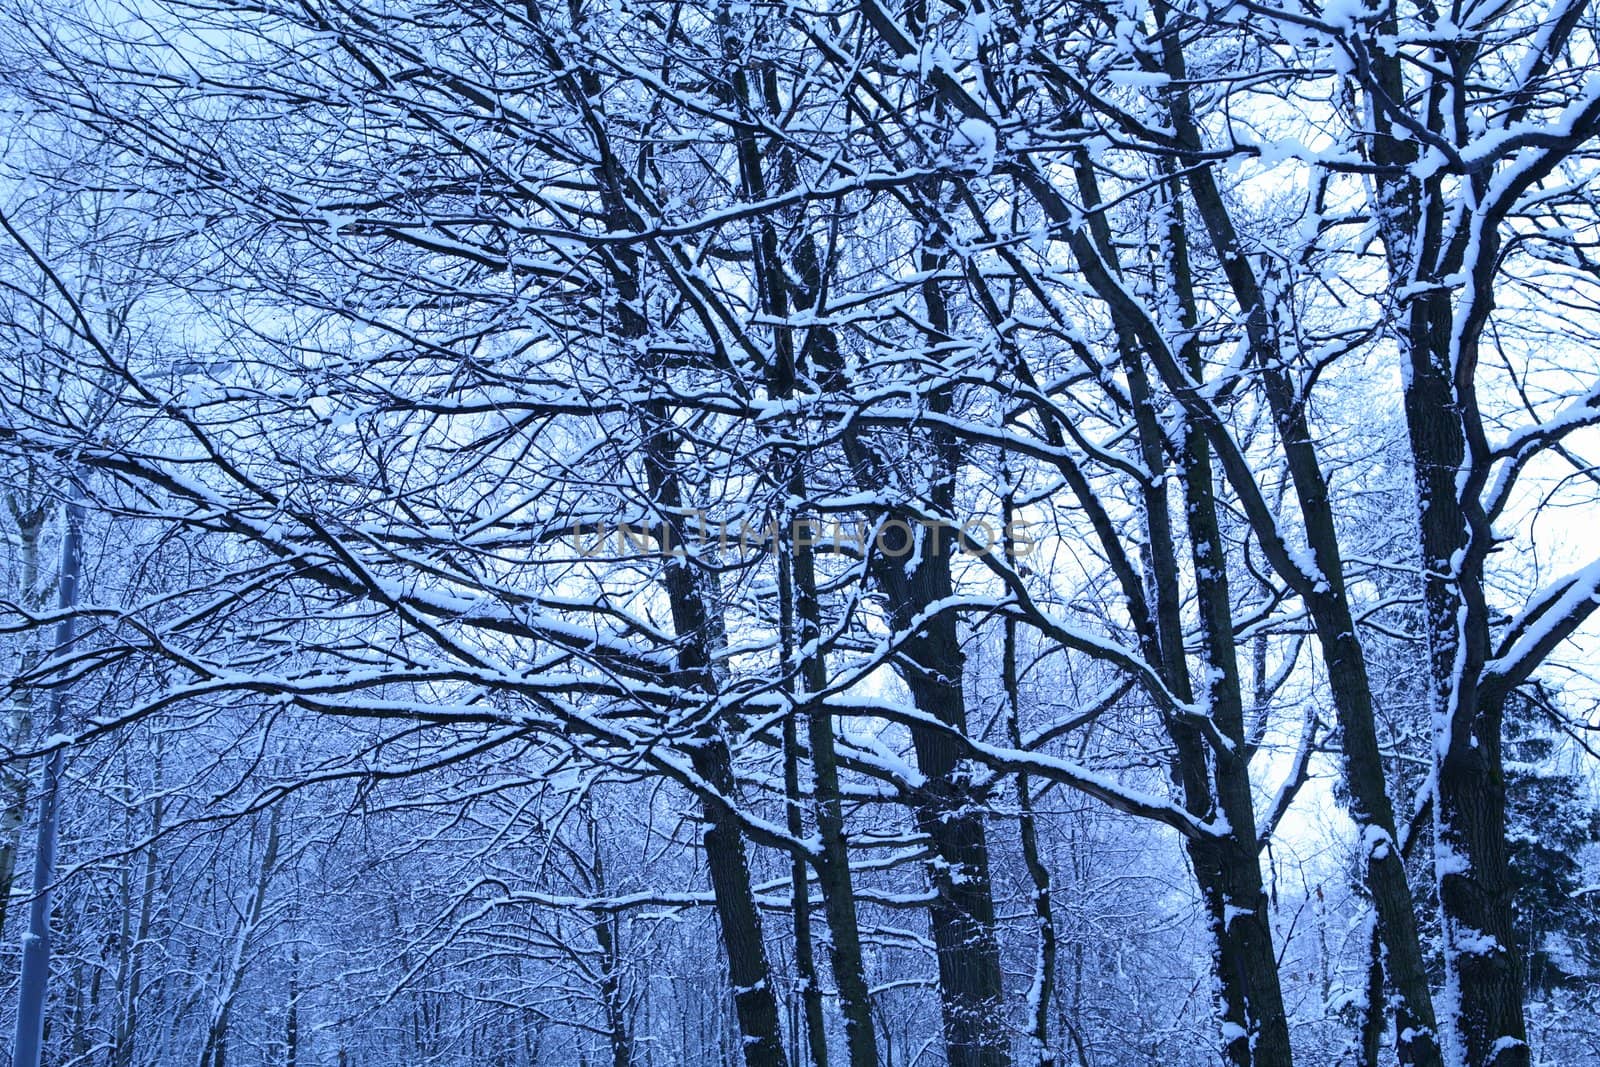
<box><xmin>870</xmin><ymin>520</ymin><xmax>1008</xmax><ymax>1067</ymax></box>
<box><xmin>286</xmin><ymin>944</ymin><xmax>300</xmax><ymax>1067</ymax></box>
<box><xmin>782</xmin><ymin>709</ymin><xmax>831</xmax><ymax>1067</ymax></box>
<box><xmin>1001</xmin><ymin>480</ymin><xmax>1056</xmax><ymax>1067</ymax></box>
<box><xmin>541</xmin><ymin>15</ymin><xmax>792</xmax><ymax>1060</ymax></box>
<box><xmin>736</xmin><ymin>46</ymin><xmax>880</xmax><ymax>1059</ymax></box>
<box><xmin>788</xmin><ymin>218</ymin><xmax>1006</xmax><ymax>1067</ymax></box>
<box><xmin>590</xmin><ymin>825</ymin><xmax>636</xmax><ymax>1067</ymax></box>
<box><xmin>1401</xmin><ymin>283</ymin><xmax>1523</xmax><ymax>1066</ymax></box>
<box><xmin>855</xmin><ymin>274</ymin><xmax>1008</xmax><ymax>1067</ymax></box>
<box><xmin>1360</xmin><ymin>9</ymin><xmax>1600</xmax><ymax>1055</ymax></box>
<box><xmin>641</xmin><ymin>408</ymin><xmax>790</xmax><ymax>1067</ymax></box>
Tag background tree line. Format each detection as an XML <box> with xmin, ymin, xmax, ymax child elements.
<box><xmin>0</xmin><ymin>0</ymin><xmax>1598</xmax><ymax>1065</ymax></box>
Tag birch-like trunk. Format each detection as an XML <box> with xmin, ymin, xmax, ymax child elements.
<box><xmin>0</xmin><ymin>500</ymin><xmax>47</xmax><ymax>943</ymax></box>
<box><xmin>12</xmin><ymin>487</ymin><xmax>84</xmax><ymax>1067</ymax></box>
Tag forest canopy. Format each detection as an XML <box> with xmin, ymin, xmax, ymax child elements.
<box><xmin>0</xmin><ymin>0</ymin><xmax>1598</xmax><ymax>1065</ymax></box>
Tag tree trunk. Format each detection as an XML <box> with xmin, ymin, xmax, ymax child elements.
<box><xmin>1144</xmin><ymin>25</ymin><xmax>1442</xmax><ymax>1061</ymax></box>
<box><xmin>550</xmin><ymin>20</ymin><xmax>793</xmax><ymax>1054</ymax></box>
<box><xmin>788</xmin><ymin>537</ymin><xmax>879</xmax><ymax>1067</ymax></box>
<box><xmin>1163</xmin><ymin>168</ymin><xmax>1294</xmax><ymax>1067</ymax></box>
<box><xmin>782</xmin><ymin>709</ymin><xmax>831</xmax><ymax>1067</ymax></box>
<box><xmin>864</xmin><ymin>221</ymin><xmax>1009</xmax><ymax>1067</ymax></box>
<box><xmin>286</xmin><ymin>944</ymin><xmax>300</xmax><ymax>1067</ymax></box>
<box><xmin>795</xmin><ymin>210</ymin><xmax>1010</xmax><ymax>1064</ymax></box>
<box><xmin>1001</xmin><ymin>519</ymin><xmax>1056</xmax><ymax>1067</ymax></box>
<box><xmin>1403</xmin><ymin>287</ymin><xmax>1523</xmax><ymax>1067</ymax></box>
<box><xmin>0</xmin><ymin>501</ymin><xmax>46</xmax><ymax>943</ymax></box>
<box><xmin>13</xmin><ymin>488</ymin><xmax>84</xmax><ymax>1067</ymax></box>
<box><xmin>735</xmin><ymin>49</ymin><xmax>879</xmax><ymax>1057</ymax></box>
<box><xmin>645</xmin><ymin>439</ymin><xmax>789</xmax><ymax>1067</ymax></box>
<box><xmin>590</xmin><ymin>819</ymin><xmax>636</xmax><ymax>1067</ymax></box>
<box><xmin>884</xmin><ymin>565</ymin><xmax>1008</xmax><ymax>1067</ymax></box>
<box><xmin>1057</xmin><ymin>131</ymin><xmax>1292</xmax><ymax>1066</ymax></box>
<box><xmin>594</xmin><ymin>907</ymin><xmax>634</xmax><ymax>1067</ymax></box>
<box><xmin>114</xmin><ymin>743</ymin><xmax>162</xmax><ymax>1067</ymax></box>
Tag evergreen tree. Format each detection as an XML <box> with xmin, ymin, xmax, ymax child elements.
<box><xmin>1504</xmin><ymin>692</ymin><xmax>1600</xmax><ymax>996</ymax></box>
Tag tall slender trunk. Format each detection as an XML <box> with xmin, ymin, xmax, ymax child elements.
<box><xmin>887</xmin><ymin>216</ymin><xmax>1007</xmax><ymax>1067</ymax></box>
<box><xmin>199</xmin><ymin>804</ymin><xmax>281</xmax><ymax>1067</ymax></box>
<box><xmin>782</xmin><ymin>709</ymin><xmax>830</xmax><ymax>1067</ymax></box>
<box><xmin>0</xmin><ymin>501</ymin><xmax>47</xmax><ymax>943</ymax></box>
<box><xmin>1048</xmin><ymin>126</ymin><xmax>1292</xmax><ymax>1065</ymax></box>
<box><xmin>114</xmin><ymin>738</ymin><xmax>162</xmax><ymax>1067</ymax></box>
<box><xmin>1001</xmin><ymin>481</ymin><xmax>1055</xmax><ymax>1067</ymax></box>
<box><xmin>1145</xmin><ymin>21</ymin><xmax>1441</xmax><ymax>1063</ymax></box>
<box><xmin>595</xmin><ymin>940</ymin><xmax>628</xmax><ymax>1067</ymax></box>
<box><xmin>783</xmin><ymin>525</ymin><xmax>879</xmax><ymax>1067</ymax></box>
<box><xmin>286</xmin><ymin>944</ymin><xmax>300</xmax><ymax>1067</ymax></box>
<box><xmin>878</xmin><ymin>18</ymin><xmax>1011</xmax><ymax>1054</ymax></box>
<box><xmin>12</xmin><ymin>487</ymin><xmax>83</xmax><ymax>1067</ymax></box>
<box><xmin>539</xmin><ymin>14</ymin><xmax>792</xmax><ymax>1054</ymax></box>
<box><xmin>1365</xmin><ymin>19</ymin><xmax>1528</xmax><ymax>1054</ymax></box>
<box><xmin>793</xmin><ymin>213</ymin><xmax>1007</xmax><ymax>1066</ymax></box>
<box><xmin>1404</xmin><ymin>284</ymin><xmax>1523</xmax><ymax>1067</ymax></box>
<box><xmin>591</xmin><ymin>839</ymin><xmax>635</xmax><ymax>1067</ymax></box>
<box><xmin>1161</xmin><ymin>171</ymin><xmax>1293</xmax><ymax>1067</ymax></box>
<box><xmin>632</xmin><ymin>401</ymin><xmax>788</xmax><ymax>1067</ymax></box>
<box><xmin>584</xmin><ymin>808</ymin><xmax>635</xmax><ymax>1067</ymax></box>
<box><xmin>732</xmin><ymin>40</ymin><xmax>879</xmax><ymax>1058</ymax></box>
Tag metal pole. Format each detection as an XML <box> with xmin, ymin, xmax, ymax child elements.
<box><xmin>12</xmin><ymin>485</ymin><xmax>84</xmax><ymax>1067</ymax></box>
